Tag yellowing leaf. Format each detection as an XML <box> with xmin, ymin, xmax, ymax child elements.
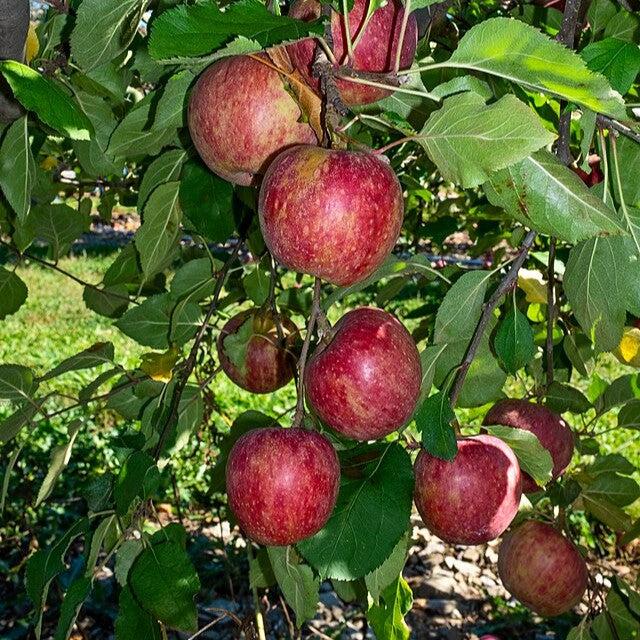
<box><xmin>615</xmin><ymin>327</ymin><xmax>640</xmax><ymax>368</ymax></box>
<box><xmin>25</xmin><ymin>23</ymin><xmax>39</xmax><ymax>64</ymax></box>
<box><xmin>140</xmin><ymin>347</ymin><xmax>180</xmax><ymax>382</ymax></box>
<box><xmin>40</xmin><ymin>155</ymin><xmax>58</xmax><ymax>171</ymax></box>
<box><xmin>518</xmin><ymin>268</ymin><xmax>548</xmax><ymax>304</ymax></box>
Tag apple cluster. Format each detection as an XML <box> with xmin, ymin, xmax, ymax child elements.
<box><xmin>187</xmin><ymin>0</ymin><xmax>588</xmax><ymax>620</ymax></box>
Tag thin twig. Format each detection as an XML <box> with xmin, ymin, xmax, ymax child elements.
<box><xmin>597</xmin><ymin>115</ymin><xmax>640</xmax><ymax>145</ymax></box>
<box><xmin>292</xmin><ymin>278</ymin><xmax>322</xmax><ymax>428</ymax></box>
<box><xmin>449</xmin><ymin>230</ymin><xmax>537</xmax><ymax>407</ymax></box>
<box><xmin>394</xmin><ymin>0</ymin><xmax>411</xmax><ymax>73</ymax></box>
<box><xmin>153</xmin><ymin>241</ymin><xmax>243</xmax><ymax>458</ymax></box>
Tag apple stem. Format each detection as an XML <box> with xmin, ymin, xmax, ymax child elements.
<box><xmin>375</xmin><ymin>136</ymin><xmax>419</xmax><ymax>155</ymax></box>
<box><xmin>348</xmin><ymin>8</ymin><xmax>375</xmax><ymax>60</ymax></box>
<box><xmin>292</xmin><ymin>277</ymin><xmax>323</xmax><ymax>428</ymax></box>
<box><xmin>341</xmin><ymin>0</ymin><xmax>356</xmax><ymax>63</ymax></box>
<box><xmin>393</xmin><ymin>0</ymin><xmax>411</xmax><ymax>74</ymax></box>
<box><xmin>336</xmin><ymin>72</ymin><xmax>441</xmax><ymax>102</ymax></box>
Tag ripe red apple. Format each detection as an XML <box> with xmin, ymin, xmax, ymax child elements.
<box><xmin>483</xmin><ymin>399</ymin><xmax>574</xmax><ymax>493</ymax></box>
<box><xmin>258</xmin><ymin>145</ymin><xmax>404</xmax><ymax>286</ymax></box>
<box><xmin>305</xmin><ymin>307</ymin><xmax>421</xmax><ymax>441</ymax></box>
<box><xmin>225</xmin><ymin>427</ymin><xmax>340</xmax><ymax>545</ymax></box>
<box><xmin>188</xmin><ymin>55</ymin><xmax>317</xmax><ymax>185</ymax></box>
<box><xmin>414</xmin><ymin>435</ymin><xmax>522</xmax><ymax>545</ymax></box>
<box><xmin>288</xmin><ymin>0</ymin><xmax>417</xmax><ymax>105</ymax></box>
<box><xmin>217</xmin><ymin>308</ymin><xmax>298</xmax><ymax>394</ymax></box>
<box><xmin>498</xmin><ymin>520</ymin><xmax>588</xmax><ymax>616</ymax></box>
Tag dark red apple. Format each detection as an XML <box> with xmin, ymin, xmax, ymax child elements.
<box><xmin>217</xmin><ymin>308</ymin><xmax>298</xmax><ymax>394</ymax></box>
<box><xmin>288</xmin><ymin>0</ymin><xmax>417</xmax><ymax>105</ymax></box>
<box><xmin>225</xmin><ymin>427</ymin><xmax>340</xmax><ymax>545</ymax></box>
<box><xmin>498</xmin><ymin>520</ymin><xmax>588</xmax><ymax>616</ymax></box>
<box><xmin>483</xmin><ymin>399</ymin><xmax>574</xmax><ymax>493</ymax></box>
<box><xmin>414</xmin><ymin>435</ymin><xmax>522</xmax><ymax>545</ymax></box>
<box><xmin>258</xmin><ymin>145</ymin><xmax>404</xmax><ymax>286</ymax></box>
<box><xmin>305</xmin><ymin>307</ymin><xmax>421</xmax><ymax>441</ymax></box>
<box><xmin>188</xmin><ymin>55</ymin><xmax>317</xmax><ymax>185</ymax></box>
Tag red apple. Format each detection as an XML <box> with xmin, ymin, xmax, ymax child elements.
<box><xmin>225</xmin><ymin>427</ymin><xmax>340</xmax><ymax>545</ymax></box>
<box><xmin>305</xmin><ymin>307</ymin><xmax>421</xmax><ymax>441</ymax></box>
<box><xmin>217</xmin><ymin>308</ymin><xmax>298</xmax><ymax>394</ymax></box>
<box><xmin>498</xmin><ymin>520</ymin><xmax>588</xmax><ymax>616</ymax></box>
<box><xmin>483</xmin><ymin>399</ymin><xmax>574</xmax><ymax>493</ymax></box>
<box><xmin>414</xmin><ymin>435</ymin><xmax>522</xmax><ymax>545</ymax></box>
<box><xmin>288</xmin><ymin>0</ymin><xmax>417</xmax><ymax>105</ymax></box>
<box><xmin>258</xmin><ymin>145</ymin><xmax>404</xmax><ymax>286</ymax></box>
<box><xmin>188</xmin><ymin>55</ymin><xmax>317</xmax><ymax>185</ymax></box>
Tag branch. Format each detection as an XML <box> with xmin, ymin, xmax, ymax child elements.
<box><xmin>292</xmin><ymin>277</ymin><xmax>322</xmax><ymax>428</ymax></box>
<box><xmin>0</xmin><ymin>0</ymin><xmax>29</xmax><ymax>123</ymax></box>
<box><xmin>545</xmin><ymin>238</ymin><xmax>556</xmax><ymax>388</ymax></box>
<box><xmin>597</xmin><ymin>115</ymin><xmax>640</xmax><ymax>145</ymax></box>
<box><xmin>449</xmin><ymin>230</ymin><xmax>537</xmax><ymax>407</ymax></box>
<box><xmin>153</xmin><ymin>241</ymin><xmax>243</xmax><ymax>459</ymax></box>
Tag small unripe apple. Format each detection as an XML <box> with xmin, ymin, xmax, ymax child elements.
<box><xmin>498</xmin><ymin>520</ymin><xmax>588</xmax><ymax>616</ymax></box>
<box><xmin>217</xmin><ymin>308</ymin><xmax>298</xmax><ymax>394</ymax></box>
<box><xmin>305</xmin><ymin>307</ymin><xmax>421</xmax><ymax>441</ymax></box>
<box><xmin>188</xmin><ymin>55</ymin><xmax>317</xmax><ymax>185</ymax></box>
<box><xmin>225</xmin><ymin>427</ymin><xmax>340</xmax><ymax>545</ymax></box>
<box><xmin>414</xmin><ymin>435</ymin><xmax>522</xmax><ymax>545</ymax></box>
<box><xmin>288</xmin><ymin>0</ymin><xmax>417</xmax><ymax>105</ymax></box>
<box><xmin>259</xmin><ymin>145</ymin><xmax>404</xmax><ymax>286</ymax></box>
<box><xmin>483</xmin><ymin>399</ymin><xmax>573</xmax><ymax>493</ymax></box>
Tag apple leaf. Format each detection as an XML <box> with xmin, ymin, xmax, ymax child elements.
<box><xmin>222</xmin><ymin>317</ymin><xmax>254</xmax><ymax>374</ymax></box>
<box><xmin>564</xmin><ymin>236</ymin><xmax>640</xmax><ymax>352</ymax></box>
<box><xmin>581</xmin><ymin>471</ymin><xmax>640</xmax><ymax>508</ymax></box>
<box><xmin>149</xmin><ymin>0</ymin><xmax>324</xmax><ymax>61</ymax></box>
<box><xmin>581</xmin><ymin>37</ymin><xmax>640</xmax><ymax>96</ymax></box>
<box><xmin>53</xmin><ymin>576</ymin><xmax>92</xmax><ymax>640</ymax></box>
<box><xmin>545</xmin><ymin>381</ymin><xmax>593</xmax><ymax>414</ymax></box>
<box><xmin>267</xmin><ymin>546</ymin><xmax>319</xmax><ymax>625</ymax></box>
<box><xmin>0</xmin><ymin>63</ymin><xmax>93</xmax><ymax>140</ymax></box>
<box><xmin>42</xmin><ymin>342</ymin><xmax>115</xmax><ymax>381</ymax></box>
<box><xmin>249</xmin><ymin>548</ymin><xmax>276</xmax><ymax>589</ymax></box>
<box><xmin>484</xmin><ymin>150</ymin><xmax>626</xmax><ymax>243</ymax></box>
<box><xmin>414</xmin><ymin>392</ymin><xmax>457</xmax><ymax>461</ymax></box>
<box><xmin>298</xmin><ymin>442</ymin><xmax>414</xmax><ymax>580</ymax></box>
<box><xmin>115</xmin><ymin>586</ymin><xmax>163</xmax><ymax>640</ymax></box>
<box><xmin>442</xmin><ymin>17</ymin><xmax>626</xmax><ymax>118</ymax></box>
<box><xmin>128</xmin><ymin>524</ymin><xmax>200</xmax><ymax>633</ymax></box>
<box><xmin>580</xmin><ymin>493</ymin><xmax>632</xmax><ymax>531</ymax></box>
<box><xmin>138</xmin><ymin>149</ymin><xmax>187</xmax><ymax>210</ymax></box>
<box><xmin>367</xmin><ymin>576</ymin><xmax>413</xmax><ymax>640</ymax></box>
<box><xmin>618</xmin><ymin>400</ymin><xmax>640</xmax><ymax>430</ymax></box>
<box><xmin>0</xmin><ymin>267</ymin><xmax>28</xmax><ymax>320</ymax></box>
<box><xmin>243</xmin><ymin>260</ymin><xmax>272</xmax><ymax>306</ymax></box>
<box><xmin>0</xmin><ymin>116</ymin><xmax>34</xmax><ymax>223</ymax></box>
<box><xmin>114</xmin><ymin>450</ymin><xmax>161</xmax><ymax>516</ymax></box>
<box><xmin>365</xmin><ymin>533</ymin><xmax>409</xmax><ymax>604</ymax></box>
<box><xmin>483</xmin><ymin>424</ymin><xmax>553</xmax><ymax>486</ymax></box>
<box><xmin>493</xmin><ymin>308</ymin><xmax>537</xmax><ymax>374</ymax></box>
<box><xmin>417</xmin><ymin>92</ymin><xmax>555</xmax><ymax>188</ymax></box>
<box><xmin>0</xmin><ymin>364</ymin><xmax>38</xmax><ymax>402</ymax></box>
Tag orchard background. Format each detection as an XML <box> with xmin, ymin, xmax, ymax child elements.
<box><xmin>1</xmin><ymin>0</ymin><xmax>640</xmax><ymax>638</ymax></box>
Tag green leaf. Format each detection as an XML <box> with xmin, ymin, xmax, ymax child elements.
<box><xmin>604</xmin><ymin>9</ymin><xmax>640</xmax><ymax>42</ymax></box>
<box><xmin>0</xmin><ymin>62</ymin><xmax>93</xmax><ymax>139</ymax></box>
<box><xmin>208</xmin><ymin>410</ymin><xmax>280</xmax><ymax>493</ymax></box>
<box><xmin>249</xmin><ymin>547</ymin><xmax>276</xmax><ymax>589</ymax></box>
<box><xmin>588</xmin><ymin>454</ymin><xmax>636</xmax><ymax>477</ymax></box>
<box><xmin>71</xmin><ymin>0</ymin><xmax>147</xmax><ymax>71</ymax></box>
<box><xmin>582</xmin><ymin>37</ymin><xmax>640</xmax><ymax>96</ymax></box>
<box><xmin>545</xmin><ymin>381</ymin><xmax>593</xmax><ymax>414</ymax></box>
<box><xmin>138</xmin><ymin>149</ymin><xmax>187</xmax><ymax>209</ymax></box>
<box><xmin>26</xmin><ymin>519</ymin><xmax>89</xmax><ymax>639</ymax></box>
<box><xmin>244</xmin><ymin>260</ymin><xmax>271</xmax><ymax>306</ymax></box>
<box><xmin>128</xmin><ymin>526</ymin><xmax>200</xmax><ymax>632</ymax></box>
<box><xmin>136</xmin><ymin>181</ymin><xmax>182</xmax><ymax>278</ymax></box>
<box><xmin>414</xmin><ymin>392</ymin><xmax>458</xmax><ymax>461</ymax></box>
<box><xmin>620</xmin><ymin>518</ymin><xmax>640</xmax><ymax>545</ymax></box>
<box><xmin>115</xmin><ymin>539</ymin><xmax>144</xmax><ymax>586</ymax></box>
<box><xmin>365</xmin><ymin>533</ymin><xmax>409</xmax><ymax>604</ymax></box>
<box><xmin>442</xmin><ymin>17</ymin><xmax>626</xmax><ymax>118</ymax></box>
<box><xmin>434</xmin><ymin>270</ymin><xmax>491</xmax><ymax>343</ymax></box>
<box><xmin>581</xmin><ymin>493</ymin><xmax>632</xmax><ymax>531</ymax></box>
<box><xmin>0</xmin><ymin>401</ymin><xmax>39</xmax><ymax>444</ymax></box>
<box><xmin>35</xmin><ymin>420</ymin><xmax>83</xmax><ymax>507</ymax></box>
<box><xmin>83</xmin><ymin>284</ymin><xmax>130</xmax><ymax>319</ymax></box>
<box><xmin>0</xmin><ymin>116</ymin><xmax>35</xmax><ymax>222</ymax></box>
<box><xmin>43</xmin><ymin>342</ymin><xmax>115</xmax><ymax>380</ymax></box>
<box><xmin>0</xmin><ymin>364</ymin><xmax>37</xmax><ymax>401</ymax></box>
<box><xmin>582</xmin><ymin>471</ymin><xmax>640</xmax><ymax>507</ymax></box>
<box><xmin>149</xmin><ymin>0</ymin><xmax>323</xmax><ymax>61</ymax></box>
<box><xmin>564</xmin><ymin>236</ymin><xmax>640</xmax><ymax>352</ymax></box>
<box><xmin>171</xmin><ymin>258</ymin><xmax>220</xmax><ymax>302</ymax></box>
<box><xmin>154</xmin><ymin>70</ymin><xmax>195</xmax><ymax>130</ymax></box>
<box><xmin>114</xmin><ymin>450</ymin><xmax>161</xmax><ymax>516</ymax></box>
<box><xmin>222</xmin><ymin>317</ymin><xmax>253</xmax><ymax>373</ymax></box>
<box><xmin>417</xmin><ymin>92</ymin><xmax>555</xmax><ymax>188</ymax></box>
<box><xmin>115</xmin><ymin>586</ymin><xmax>163</xmax><ymax>640</ymax></box>
<box><xmin>430</xmin><ymin>75</ymin><xmax>494</xmax><ymax>101</ymax></box>
<box><xmin>53</xmin><ymin>577</ymin><xmax>92</xmax><ymax>640</ymax></box>
<box><xmin>299</xmin><ymin>443</ymin><xmax>414</xmax><ymax>580</ymax></box>
<box><xmin>367</xmin><ymin>576</ymin><xmax>413</xmax><ymax>640</ymax></box>
<box><xmin>0</xmin><ymin>267</ymin><xmax>28</xmax><ymax>319</ymax></box>
<box><xmin>618</xmin><ymin>399</ymin><xmax>640</xmax><ymax>430</ymax></box>
<box><xmin>267</xmin><ymin>546</ymin><xmax>319</xmax><ymax>625</ymax></box>
<box><xmin>494</xmin><ymin>308</ymin><xmax>537</xmax><ymax>374</ymax></box>
<box><xmin>85</xmin><ymin>515</ymin><xmax>118</xmax><ymax>575</ymax></box>
<box><xmin>588</xmin><ymin>0</ymin><xmax>617</xmax><ymax>35</ymax></box>
<box><xmin>614</xmin><ymin>136</ymin><xmax>640</xmax><ymax>209</ymax></box>
<box><xmin>23</xmin><ymin>203</ymin><xmax>90</xmax><ymax>261</ymax></box>
<box><xmin>566</xmin><ymin>619</ymin><xmax>593</xmax><ymax>640</ymax></box>
<box><xmin>483</xmin><ymin>424</ymin><xmax>553</xmax><ymax>486</ymax></box>
<box><xmin>179</xmin><ymin>159</ymin><xmax>235</xmax><ymax>243</ymax></box>
<box><xmin>485</xmin><ymin>150</ymin><xmax>626</xmax><ymax>243</ymax></box>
